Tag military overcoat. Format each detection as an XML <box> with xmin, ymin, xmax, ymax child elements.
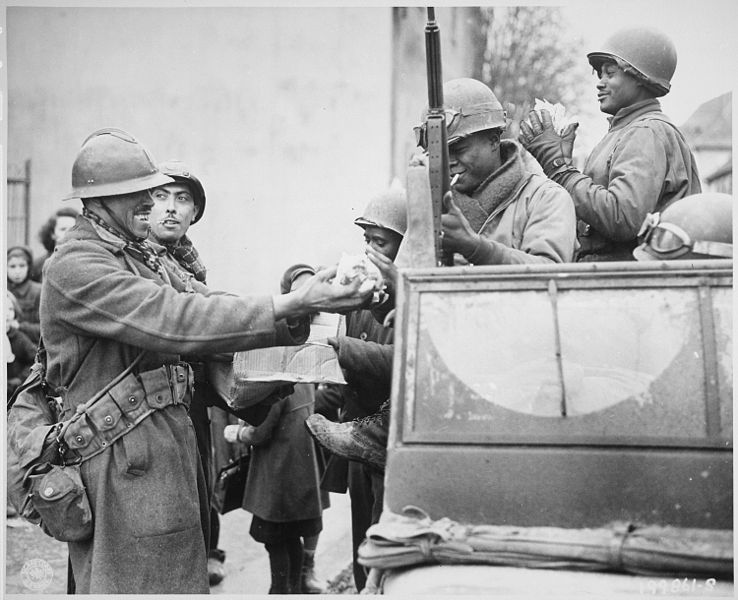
<box><xmin>40</xmin><ymin>216</ymin><xmax>303</xmax><ymax>594</ymax></box>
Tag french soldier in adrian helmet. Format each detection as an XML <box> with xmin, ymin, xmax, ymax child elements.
<box><xmin>37</xmin><ymin>128</ymin><xmax>372</xmax><ymax>594</ymax></box>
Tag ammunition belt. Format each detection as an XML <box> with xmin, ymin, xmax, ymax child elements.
<box><xmin>61</xmin><ymin>363</ymin><xmax>193</xmax><ymax>463</ymax></box>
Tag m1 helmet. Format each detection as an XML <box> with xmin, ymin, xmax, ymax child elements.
<box><xmin>633</xmin><ymin>193</ymin><xmax>733</xmax><ymax>261</ymax></box>
<box><xmin>416</xmin><ymin>78</ymin><xmax>506</xmax><ymax>148</ymax></box>
<box><xmin>354</xmin><ymin>179</ymin><xmax>408</xmax><ymax>236</ymax></box>
<box><xmin>587</xmin><ymin>27</ymin><xmax>677</xmax><ymax>97</ymax></box>
<box><xmin>63</xmin><ymin>128</ymin><xmax>173</xmax><ymax>200</ymax></box>
<box><xmin>158</xmin><ymin>160</ymin><xmax>207</xmax><ymax>224</ymax></box>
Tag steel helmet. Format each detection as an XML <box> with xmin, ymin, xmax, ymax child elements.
<box><xmin>633</xmin><ymin>193</ymin><xmax>733</xmax><ymax>261</ymax></box>
<box><xmin>158</xmin><ymin>160</ymin><xmax>207</xmax><ymax>224</ymax></box>
<box><xmin>354</xmin><ymin>179</ymin><xmax>408</xmax><ymax>236</ymax></box>
<box><xmin>63</xmin><ymin>128</ymin><xmax>173</xmax><ymax>200</ymax></box>
<box><xmin>416</xmin><ymin>78</ymin><xmax>506</xmax><ymax>148</ymax></box>
<box><xmin>587</xmin><ymin>27</ymin><xmax>677</xmax><ymax>97</ymax></box>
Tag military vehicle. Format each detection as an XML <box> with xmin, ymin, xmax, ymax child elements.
<box><xmin>359</xmin><ymin>258</ymin><xmax>732</xmax><ymax>595</ymax></box>
<box><xmin>351</xmin><ymin>9</ymin><xmax>733</xmax><ymax>595</ymax></box>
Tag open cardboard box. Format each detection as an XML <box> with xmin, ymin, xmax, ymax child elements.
<box><xmin>208</xmin><ymin>312</ymin><xmax>346</xmax><ymax>410</ymax></box>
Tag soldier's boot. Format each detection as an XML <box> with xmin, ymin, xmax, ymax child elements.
<box><xmin>300</xmin><ymin>549</ymin><xmax>326</xmax><ymax>594</ymax></box>
<box><xmin>305</xmin><ymin>400</ymin><xmax>390</xmax><ymax>472</ymax></box>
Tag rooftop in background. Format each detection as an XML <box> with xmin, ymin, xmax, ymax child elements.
<box><xmin>680</xmin><ymin>92</ymin><xmax>732</xmax><ymax>151</ymax></box>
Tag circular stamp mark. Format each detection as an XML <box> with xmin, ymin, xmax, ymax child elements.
<box><xmin>20</xmin><ymin>558</ymin><xmax>54</xmax><ymax>591</ymax></box>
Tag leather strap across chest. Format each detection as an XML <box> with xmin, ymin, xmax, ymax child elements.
<box><xmin>60</xmin><ymin>362</ymin><xmax>193</xmax><ymax>463</ymax></box>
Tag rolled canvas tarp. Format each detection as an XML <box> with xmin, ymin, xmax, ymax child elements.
<box><xmin>358</xmin><ymin>506</ymin><xmax>733</xmax><ymax>578</ymax></box>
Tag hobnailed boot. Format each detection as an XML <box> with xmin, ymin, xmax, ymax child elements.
<box><xmin>301</xmin><ymin>549</ymin><xmax>326</xmax><ymax>594</ymax></box>
<box><xmin>305</xmin><ymin>401</ymin><xmax>389</xmax><ymax>471</ymax></box>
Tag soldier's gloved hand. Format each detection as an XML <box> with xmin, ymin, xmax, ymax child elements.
<box><xmin>441</xmin><ymin>191</ymin><xmax>482</xmax><ymax>259</ymax></box>
<box><xmin>519</xmin><ymin>109</ymin><xmax>578</xmax><ymax>176</ymax></box>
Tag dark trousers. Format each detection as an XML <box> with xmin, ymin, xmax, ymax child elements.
<box><xmin>189</xmin><ymin>380</ymin><xmax>215</xmax><ymax>551</ymax></box>
<box><xmin>347</xmin><ymin>461</ymin><xmax>384</xmax><ymax>591</ymax></box>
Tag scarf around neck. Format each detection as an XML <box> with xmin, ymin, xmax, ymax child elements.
<box><xmin>452</xmin><ymin>140</ymin><xmax>527</xmax><ymax>233</ymax></box>
<box><xmin>163</xmin><ymin>235</ymin><xmax>207</xmax><ymax>283</ymax></box>
<box><xmin>83</xmin><ymin>207</ymin><xmax>165</xmax><ymax>278</ymax></box>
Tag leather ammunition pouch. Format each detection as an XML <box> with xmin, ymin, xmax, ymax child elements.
<box><xmin>9</xmin><ymin>359</ymin><xmax>193</xmax><ymax>544</ymax></box>
<box><xmin>61</xmin><ymin>363</ymin><xmax>193</xmax><ymax>462</ymax></box>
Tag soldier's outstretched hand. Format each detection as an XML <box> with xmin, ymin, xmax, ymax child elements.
<box><xmin>273</xmin><ymin>266</ymin><xmax>372</xmax><ymax>320</ymax></box>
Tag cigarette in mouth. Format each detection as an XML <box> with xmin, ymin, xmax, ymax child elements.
<box><xmin>450</xmin><ymin>174</ymin><xmax>460</xmax><ymax>187</ymax></box>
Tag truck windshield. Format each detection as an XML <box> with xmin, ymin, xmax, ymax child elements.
<box><xmin>410</xmin><ymin>283</ymin><xmax>731</xmax><ymax>443</ymax></box>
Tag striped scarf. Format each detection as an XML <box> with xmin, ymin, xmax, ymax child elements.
<box><xmin>83</xmin><ymin>208</ymin><xmax>165</xmax><ymax>278</ymax></box>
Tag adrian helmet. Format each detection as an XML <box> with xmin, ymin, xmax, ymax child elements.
<box><xmin>63</xmin><ymin>128</ymin><xmax>173</xmax><ymax>200</ymax></box>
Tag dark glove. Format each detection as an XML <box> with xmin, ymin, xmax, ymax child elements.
<box><xmin>519</xmin><ymin>109</ymin><xmax>578</xmax><ymax>176</ymax></box>
<box><xmin>239</xmin><ymin>395</ymin><xmax>289</xmax><ymax>445</ymax></box>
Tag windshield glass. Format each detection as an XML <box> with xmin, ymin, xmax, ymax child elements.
<box><xmin>410</xmin><ymin>285</ymin><xmax>731</xmax><ymax>443</ymax></box>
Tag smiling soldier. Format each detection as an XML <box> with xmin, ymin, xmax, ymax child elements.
<box><xmin>416</xmin><ymin>78</ymin><xmax>577</xmax><ymax>266</ymax></box>
<box><xmin>39</xmin><ymin>128</ymin><xmax>371</xmax><ymax>594</ymax></box>
<box><xmin>520</xmin><ymin>27</ymin><xmax>701</xmax><ymax>262</ymax></box>
<box><xmin>306</xmin><ymin>80</ymin><xmax>579</xmax><ymax>491</ymax></box>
